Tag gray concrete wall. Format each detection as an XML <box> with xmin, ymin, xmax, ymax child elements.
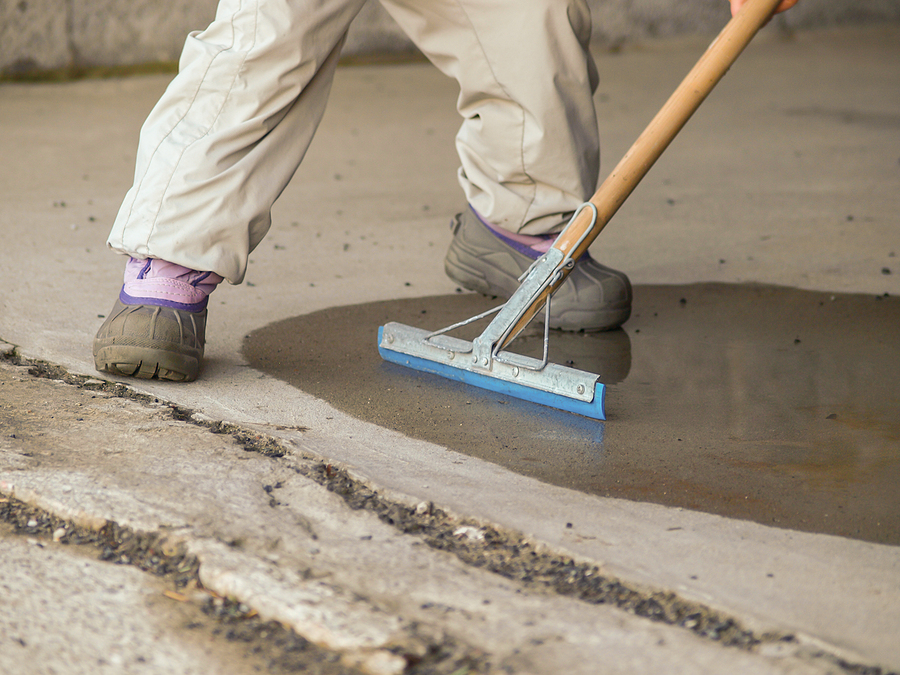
<box><xmin>3</xmin><ymin>0</ymin><xmax>900</xmax><ymax>77</ymax></box>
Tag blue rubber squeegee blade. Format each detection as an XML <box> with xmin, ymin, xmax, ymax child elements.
<box><xmin>378</xmin><ymin>324</ymin><xmax>605</xmax><ymax>420</ymax></box>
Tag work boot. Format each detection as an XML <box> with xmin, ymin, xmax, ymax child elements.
<box><xmin>444</xmin><ymin>206</ymin><xmax>632</xmax><ymax>331</ymax></box>
<box><xmin>93</xmin><ymin>258</ymin><xmax>223</xmax><ymax>382</ymax></box>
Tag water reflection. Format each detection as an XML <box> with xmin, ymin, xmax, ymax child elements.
<box><xmin>243</xmin><ymin>284</ymin><xmax>900</xmax><ymax>545</ymax></box>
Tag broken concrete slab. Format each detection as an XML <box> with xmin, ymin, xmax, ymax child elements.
<box><xmin>1</xmin><ymin>360</ymin><xmax>897</xmax><ymax>673</ymax></box>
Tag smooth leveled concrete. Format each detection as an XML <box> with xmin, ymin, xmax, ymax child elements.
<box><xmin>1</xmin><ymin>25</ymin><xmax>899</xmax><ymax>674</ymax></box>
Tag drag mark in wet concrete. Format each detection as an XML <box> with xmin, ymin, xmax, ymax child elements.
<box><xmin>242</xmin><ymin>284</ymin><xmax>900</xmax><ymax>546</ymax></box>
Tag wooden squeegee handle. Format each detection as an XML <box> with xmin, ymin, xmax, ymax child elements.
<box><xmin>504</xmin><ymin>0</ymin><xmax>784</xmax><ymax>343</ymax></box>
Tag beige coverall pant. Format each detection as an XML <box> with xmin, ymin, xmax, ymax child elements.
<box><xmin>107</xmin><ymin>0</ymin><xmax>601</xmax><ymax>284</ymax></box>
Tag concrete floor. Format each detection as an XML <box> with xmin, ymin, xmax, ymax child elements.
<box><xmin>244</xmin><ymin>283</ymin><xmax>900</xmax><ymax>545</ymax></box>
<box><xmin>1</xmin><ymin>23</ymin><xmax>899</xmax><ymax>675</ymax></box>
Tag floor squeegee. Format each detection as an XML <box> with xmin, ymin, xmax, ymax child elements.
<box><xmin>379</xmin><ymin>0</ymin><xmax>786</xmax><ymax>420</ymax></box>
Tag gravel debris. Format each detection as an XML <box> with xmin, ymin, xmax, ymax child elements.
<box><xmin>0</xmin><ymin>495</ymin><xmax>482</xmax><ymax>675</ymax></box>
<box><xmin>3</xmin><ymin>350</ymin><xmax>895</xmax><ymax>675</ymax></box>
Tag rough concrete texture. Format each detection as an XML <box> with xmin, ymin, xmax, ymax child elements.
<box><xmin>0</xmin><ymin>359</ymin><xmax>889</xmax><ymax>675</ymax></box>
<box><xmin>1</xmin><ymin>22</ymin><xmax>899</xmax><ymax>675</ymax></box>
<box><xmin>0</xmin><ymin>0</ymin><xmax>215</xmax><ymax>75</ymax></box>
<box><xmin>3</xmin><ymin>0</ymin><xmax>900</xmax><ymax>75</ymax></box>
<box><xmin>0</xmin><ymin>524</ymin><xmax>289</xmax><ymax>675</ymax></box>
<box><xmin>0</xmin><ymin>0</ymin><xmax>70</xmax><ymax>73</ymax></box>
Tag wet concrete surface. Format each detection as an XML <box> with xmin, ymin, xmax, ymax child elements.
<box><xmin>243</xmin><ymin>283</ymin><xmax>900</xmax><ymax>546</ymax></box>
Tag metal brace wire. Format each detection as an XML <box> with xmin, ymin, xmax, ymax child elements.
<box><xmin>492</xmin><ymin>295</ymin><xmax>553</xmax><ymax>372</ymax></box>
<box><xmin>492</xmin><ymin>202</ymin><xmax>599</xmax><ymax>365</ymax></box>
<box><xmin>421</xmin><ymin>303</ymin><xmax>505</xmax><ymax>354</ymax></box>
<box><xmin>419</xmin><ymin>201</ymin><xmax>599</xmax><ymax>368</ymax></box>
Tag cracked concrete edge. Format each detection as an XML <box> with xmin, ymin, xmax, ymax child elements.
<box><xmin>0</xmin><ymin>484</ymin><xmax>109</xmax><ymax>532</ymax></box>
<box><xmin>0</xmin><ymin>462</ymin><xmax>861</xmax><ymax>675</ymax></box>
<box><xmin>0</xmin><ymin>484</ymin><xmax>777</xmax><ymax>675</ymax></box>
<box><xmin>0</xmin><ymin>364</ymin><xmax>456</xmax><ymax>675</ymax></box>
<box><xmin>254</xmin><ymin>425</ymin><xmax>900</xmax><ymax>672</ymax></box>
<box><xmin>191</xmin><ymin>539</ymin><xmax>410</xmax><ymax>675</ymax></box>
<box><xmin>0</xmin><ymin>480</ymin><xmax>411</xmax><ymax>675</ymax></box>
<box><xmin>3</xmin><ymin>357</ymin><xmax>897</xmax><ymax>673</ymax></box>
<box><xmin>1</xmin><ymin>447</ymin><xmax>891</xmax><ymax>675</ymax></box>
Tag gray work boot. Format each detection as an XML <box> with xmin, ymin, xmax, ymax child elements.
<box><xmin>93</xmin><ymin>300</ymin><xmax>207</xmax><ymax>382</ymax></box>
<box><xmin>444</xmin><ymin>206</ymin><xmax>632</xmax><ymax>331</ymax></box>
<box><xmin>93</xmin><ymin>258</ymin><xmax>221</xmax><ymax>382</ymax></box>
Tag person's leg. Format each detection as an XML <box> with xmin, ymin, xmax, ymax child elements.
<box><xmin>380</xmin><ymin>0</ymin><xmax>631</xmax><ymax>330</ymax></box>
<box><xmin>108</xmin><ymin>0</ymin><xmax>368</xmax><ymax>283</ymax></box>
<box><xmin>95</xmin><ymin>0</ymin><xmax>367</xmax><ymax>380</ymax></box>
<box><xmin>381</xmin><ymin>0</ymin><xmax>600</xmax><ymax>235</ymax></box>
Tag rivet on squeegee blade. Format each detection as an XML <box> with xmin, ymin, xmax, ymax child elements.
<box><xmin>379</xmin><ymin>204</ymin><xmax>607</xmax><ymax>420</ymax></box>
<box><xmin>379</xmin><ymin>0</ymin><xmax>787</xmax><ymax>420</ymax></box>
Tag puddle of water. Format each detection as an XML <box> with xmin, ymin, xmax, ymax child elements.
<box><xmin>242</xmin><ymin>284</ymin><xmax>900</xmax><ymax>546</ymax></box>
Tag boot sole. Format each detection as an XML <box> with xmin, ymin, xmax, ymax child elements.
<box><xmin>93</xmin><ymin>343</ymin><xmax>200</xmax><ymax>382</ymax></box>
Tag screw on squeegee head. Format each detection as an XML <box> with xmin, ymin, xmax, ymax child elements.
<box><xmin>377</xmin><ymin>203</ymin><xmax>606</xmax><ymax>420</ymax></box>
